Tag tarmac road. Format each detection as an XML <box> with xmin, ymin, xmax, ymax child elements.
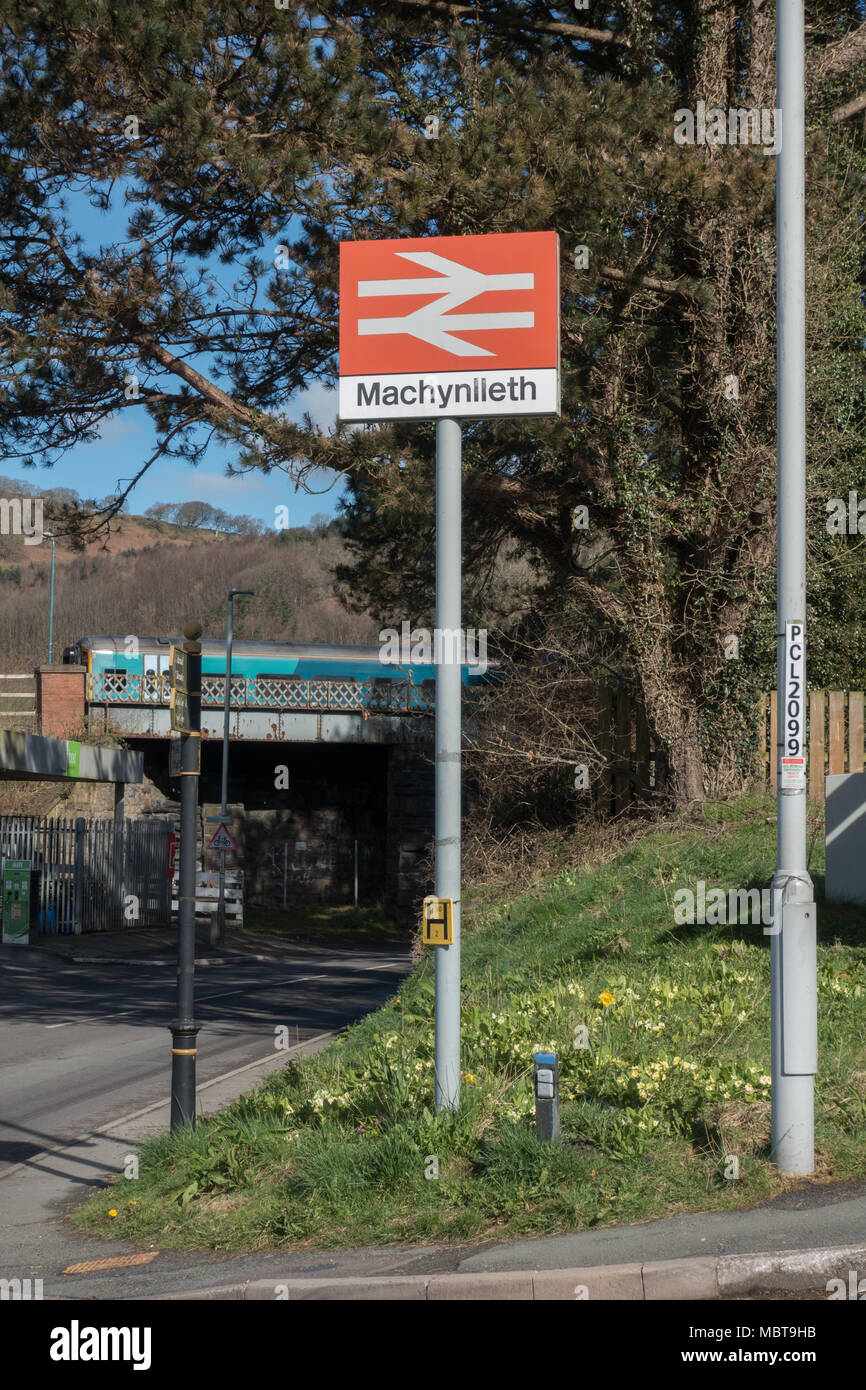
<box><xmin>0</xmin><ymin>942</ymin><xmax>409</xmax><ymax>1174</ymax></box>
<box><xmin>0</xmin><ymin>933</ymin><xmax>414</xmax><ymax>1298</ymax></box>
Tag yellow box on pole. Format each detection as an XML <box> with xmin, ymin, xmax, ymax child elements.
<box><xmin>422</xmin><ymin>895</ymin><xmax>453</xmax><ymax>946</ymax></box>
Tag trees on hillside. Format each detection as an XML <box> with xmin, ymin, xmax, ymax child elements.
<box><xmin>0</xmin><ymin>528</ymin><xmax>376</xmax><ymax>669</ymax></box>
<box><xmin>3</xmin><ymin>3</ymin><xmax>866</xmax><ymax>799</ymax></box>
<box><xmin>144</xmin><ymin>499</ymin><xmax>265</xmax><ymax>534</ymax></box>
<box><xmin>172</xmin><ymin>500</ymin><xmax>225</xmax><ymax>530</ymax></box>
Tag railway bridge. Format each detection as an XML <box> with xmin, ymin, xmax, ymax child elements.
<box><xmin>33</xmin><ymin>637</ymin><xmax>484</xmax><ymax>924</ymax></box>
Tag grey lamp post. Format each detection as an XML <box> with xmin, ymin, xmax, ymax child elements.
<box><xmin>771</xmin><ymin>0</ymin><xmax>816</xmax><ymax>1176</ymax></box>
<box><xmin>215</xmin><ymin>588</ymin><xmax>253</xmax><ymax>944</ymax></box>
<box><xmin>45</xmin><ymin>532</ymin><xmax>56</xmax><ymax>664</ymax></box>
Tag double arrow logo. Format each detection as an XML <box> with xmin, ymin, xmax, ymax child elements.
<box><xmin>357</xmin><ymin>250</ymin><xmax>534</xmax><ymax>357</ymax></box>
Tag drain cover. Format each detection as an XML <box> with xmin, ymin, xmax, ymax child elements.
<box><xmin>62</xmin><ymin>1252</ymin><xmax>159</xmax><ymax>1275</ymax></box>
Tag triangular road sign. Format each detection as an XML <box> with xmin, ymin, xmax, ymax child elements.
<box><xmin>207</xmin><ymin>823</ymin><xmax>237</xmax><ymax>852</ymax></box>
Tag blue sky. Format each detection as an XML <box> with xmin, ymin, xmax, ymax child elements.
<box><xmin>5</xmin><ymin>189</ymin><xmax>344</xmax><ymax>528</ymax></box>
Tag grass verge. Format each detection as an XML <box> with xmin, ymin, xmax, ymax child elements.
<box><xmin>73</xmin><ymin>794</ymin><xmax>866</xmax><ymax>1252</ymax></box>
<box><xmin>240</xmin><ymin>903</ymin><xmax>406</xmax><ymax>946</ymax></box>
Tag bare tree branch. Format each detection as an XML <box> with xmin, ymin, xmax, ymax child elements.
<box><xmin>831</xmin><ymin>89</ymin><xmax>866</xmax><ymax>123</ymax></box>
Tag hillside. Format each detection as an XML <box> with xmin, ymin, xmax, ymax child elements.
<box><xmin>0</xmin><ymin>503</ymin><xmax>378</xmax><ymax>671</ymax></box>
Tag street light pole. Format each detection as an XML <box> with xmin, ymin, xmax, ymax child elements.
<box><xmin>771</xmin><ymin>0</ymin><xmax>817</xmax><ymax>1176</ymax></box>
<box><xmin>216</xmin><ymin>588</ymin><xmax>253</xmax><ymax>945</ymax></box>
<box><xmin>434</xmin><ymin>418</ymin><xmax>462</xmax><ymax>1113</ymax></box>
<box><xmin>170</xmin><ymin>621</ymin><xmax>202</xmax><ymax>1131</ymax></box>
<box><xmin>45</xmin><ymin>532</ymin><xmax>56</xmax><ymax>664</ymax></box>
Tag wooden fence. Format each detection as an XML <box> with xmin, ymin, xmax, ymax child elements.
<box><xmin>595</xmin><ymin>686</ymin><xmax>666</xmax><ymax>815</ymax></box>
<box><xmin>598</xmin><ymin>687</ymin><xmax>860</xmax><ymax>809</ymax></box>
<box><xmin>758</xmin><ymin>690</ymin><xmax>864</xmax><ymax>802</ymax></box>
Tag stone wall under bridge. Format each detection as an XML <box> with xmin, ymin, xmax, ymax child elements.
<box><xmin>139</xmin><ymin>738</ymin><xmax>434</xmax><ymax>926</ymax></box>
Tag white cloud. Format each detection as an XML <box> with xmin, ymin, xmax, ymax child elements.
<box><xmin>174</xmin><ymin>470</ymin><xmax>274</xmax><ymax>500</ymax></box>
<box><xmin>291</xmin><ymin>382</ymin><xmax>338</xmax><ymax>432</ymax></box>
<box><xmin>94</xmin><ymin>414</ymin><xmax>139</xmax><ymax>445</ymax></box>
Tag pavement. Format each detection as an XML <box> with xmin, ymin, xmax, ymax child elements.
<box><xmin>147</xmin><ymin>1242</ymin><xmax>866</xmax><ymax>1300</ymax></box>
<box><xmin>2</xmin><ymin>924</ymin><xmax>865</xmax><ymax>1302</ymax></box>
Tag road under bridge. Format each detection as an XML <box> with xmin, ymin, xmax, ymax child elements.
<box><xmin>36</xmin><ymin>663</ymin><xmax>442</xmax><ymax>923</ymax></box>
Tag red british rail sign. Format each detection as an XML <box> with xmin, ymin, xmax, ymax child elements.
<box><xmin>338</xmin><ymin>231</ymin><xmax>560</xmax><ymax>422</ymax></box>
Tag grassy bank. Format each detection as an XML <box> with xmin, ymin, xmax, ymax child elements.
<box><xmin>241</xmin><ymin>904</ymin><xmax>406</xmax><ymax>946</ymax></box>
<box><xmin>74</xmin><ymin>795</ymin><xmax>866</xmax><ymax>1252</ymax></box>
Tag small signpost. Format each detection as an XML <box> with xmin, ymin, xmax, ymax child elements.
<box><xmin>170</xmin><ymin>644</ymin><xmax>189</xmax><ymax>693</ymax></box>
<box><xmin>422</xmin><ymin>895</ymin><xmax>453</xmax><ymax>946</ymax></box>
<box><xmin>169</xmin><ymin>644</ymin><xmax>193</xmax><ymax>734</ymax></box>
<box><xmin>169</xmin><ymin>735</ymin><xmax>199</xmax><ymax>776</ymax></box>
<box><xmin>170</xmin><ymin>690</ymin><xmax>191</xmax><ymax>735</ymax></box>
<box><xmin>207</xmin><ymin>822</ymin><xmax>237</xmax><ymax>854</ymax></box>
<box><xmin>339</xmin><ymin>230</ymin><xmax>560</xmax><ymax>1112</ymax></box>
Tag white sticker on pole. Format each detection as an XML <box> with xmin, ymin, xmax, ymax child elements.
<box><xmin>781</xmin><ymin>621</ymin><xmax>806</xmax><ymax>789</ymax></box>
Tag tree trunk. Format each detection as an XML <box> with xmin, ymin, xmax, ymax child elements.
<box><xmin>633</xmin><ymin>661</ymin><xmax>710</xmax><ymax>807</ymax></box>
<box><xmin>665</xmin><ymin>726</ymin><xmax>708</xmax><ymax>805</ymax></box>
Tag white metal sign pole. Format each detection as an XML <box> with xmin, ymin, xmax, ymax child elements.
<box><xmin>771</xmin><ymin>0</ymin><xmax>817</xmax><ymax>1175</ymax></box>
<box><xmin>434</xmin><ymin>416</ymin><xmax>462</xmax><ymax>1112</ymax></box>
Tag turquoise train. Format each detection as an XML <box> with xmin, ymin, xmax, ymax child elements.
<box><xmin>64</xmin><ymin>634</ymin><xmax>491</xmax><ymax>695</ymax></box>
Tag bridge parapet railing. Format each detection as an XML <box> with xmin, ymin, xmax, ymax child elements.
<box><xmin>87</xmin><ymin>673</ymin><xmax>435</xmax><ymax>713</ymax></box>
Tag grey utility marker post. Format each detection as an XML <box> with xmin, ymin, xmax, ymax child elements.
<box><xmin>216</xmin><ymin>589</ymin><xmax>253</xmax><ymax>945</ymax></box>
<box><xmin>170</xmin><ymin>621</ymin><xmax>202</xmax><ymax>1131</ymax></box>
<box><xmin>771</xmin><ymin>0</ymin><xmax>817</xmax><ymax>1175</ymax></box>
<box><xmin>434</xmin><ymin>417</ymin><xmax>462</xmax><ymax>1113</ymax></box>
<box><xmin>534</xmin><ymin>1052</ymin><xmax>560</xmax><ymax>1142</ymax></box>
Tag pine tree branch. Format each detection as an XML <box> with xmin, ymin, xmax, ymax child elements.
<box><xmin>369</xmin><ymin>0</ymin><xmax>626</xmax><ymax>47</ymax></box>
<box><xmin>131</xmin><ymin>332</ymin><xmax>263</xmax><ymax>432</ymax></box>
<box><xmin>599</xmin><ymin>265</ymin><xmax>690</xmax><ymax>296</ymax></box>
